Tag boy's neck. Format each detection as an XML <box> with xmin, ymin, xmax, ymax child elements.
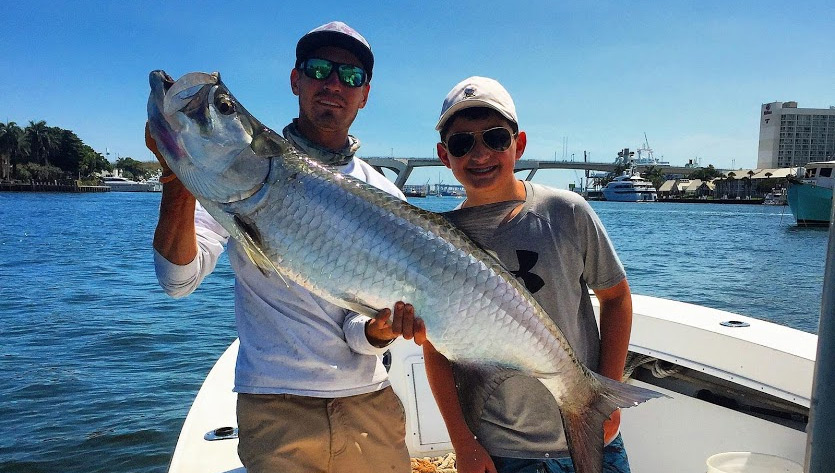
<box><xmin>462</xmin><ymin>179</ymin><xmax>527</xmax><ymax>208</ymax></box>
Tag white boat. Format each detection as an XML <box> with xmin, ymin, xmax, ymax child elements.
<box><xmin>167</xmin><ymin>293</ymin><xmax>817</xmax><ymax>473</ymax></box>
<box><xmin>763</xmin><ymin>188</ymin><xmax>788</xmax><ymax>206</ymax></box>
<box><xmin>102</xmin><ymin>176</ymin><xmax>160</xmax><ymax>192</ymax></box>
<box><xmin>787</xmin><ymin>161</ymin><xmax>835</xmax><ymax>226</ymax></box>
<box><xmin>602</xmin><ymin>167</ymin><xmax>658</xmax><ymax>202</ymax></box>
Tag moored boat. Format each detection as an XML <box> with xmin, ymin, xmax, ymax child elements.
<box><xmin>763</xmin><ymin>187</ymin><xmax>787</xmax><ymax>206</ymax></box>
<box><xmin>602</xmin><ymin>166</ymin><xmax>658</xmax><ymax>202</ymax></box>
<box><xmin>403</xmin><ymin>184</ymin><xmax>429</xmax><ymax>198</ymax></box>
<box><xmin>102</xmin><ymin>176</ymin><xmax>160</xmax><ymax>192</ymax></box>
<box><xmin>787</xmin><ymin>161</ymin><xmax>835</xmax><ymax>226</ymax></box>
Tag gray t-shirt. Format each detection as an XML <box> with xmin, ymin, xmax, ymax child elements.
<box><xmin>452</xmin><ymin>181</ymin><xmax>626</xmax><ymax>459</ymax></box>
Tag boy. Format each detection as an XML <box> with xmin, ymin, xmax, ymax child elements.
<box><xmin>423</xmin><ymin>76</ymin><xmax>634</xmax><ymax>473</ymax></box>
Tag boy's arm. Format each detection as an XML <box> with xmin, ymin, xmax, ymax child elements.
<box><xmin>593</xmin><ymin>278</ymin><xmax>633</xmax><ymax>443</ymax></box>
<box><xmin>423</xmin><ymin>342</ymin><xmax>497</xmax><ymax>473</ymax></box>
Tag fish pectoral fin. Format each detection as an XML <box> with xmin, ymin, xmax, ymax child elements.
<box><xmin>232</xmin><ymin>214</ymin><xmax>291</xmax><ymax>287</ymax></box>
<box><xmin>441</xmin><ymin>200</ymin><xmax>525</xmax><ymax>247</ymax></box>
<box><xmin>239</xmin><ymin>238</ymin><xmax>279</xmax><ymax>276</ymax></box>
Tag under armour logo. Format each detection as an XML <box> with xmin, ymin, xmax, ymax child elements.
<box><xmin>510</xmin><ymin>250</ymin><xmax>544</xmax><ymax>294</ymax></box>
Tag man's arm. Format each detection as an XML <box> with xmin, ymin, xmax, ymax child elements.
<box><xmin>153</xmin><ymin>180</ymin><xmax>198</xmax><ymax>264</ymax></box>
<box><xmin>423</xmin><ymin>342</ymin><xmax>497</xmax><ymax>473</ymax></box>
<box><xmin>147</xmin><ymin>124</ymin><xmax>227</xmax><ymax>299</ymax></box>
<box><xmin>147</xmin><ymin>124</ymin><xmax>199</xmax><ymax>264</ymax></box>
<box><xmin>593</xmin><ymin>277</ymin><xmax>633</xmax><ymax>443</ymax></box>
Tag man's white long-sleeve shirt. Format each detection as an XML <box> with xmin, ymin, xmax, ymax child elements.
<box><xmin>154</xmin><ymin>157</ymin><xmax>406</xmax><ymax>397</ymax></box>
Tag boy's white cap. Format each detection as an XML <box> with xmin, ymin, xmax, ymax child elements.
<box><xmin>435</xmin><ymin>76</ymin><xmax>517</xmax><ymax>131</ymax></box>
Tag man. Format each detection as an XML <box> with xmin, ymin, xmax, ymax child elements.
<box><xmin>148</xmin><ymin>21</ymin><xmax>423</xmax><ymax>473</ymax></box>
<box><xmin>423</xmin><ymin>76</ymin><xmax>634</xmax><ymax>473</ymax></box>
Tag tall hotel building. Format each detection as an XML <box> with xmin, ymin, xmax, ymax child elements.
<box><xmin>757</xmin><ymin>101</ymin><xmax>835</xmax><ymax>169</ymax></box>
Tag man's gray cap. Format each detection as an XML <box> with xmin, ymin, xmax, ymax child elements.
<box><xmin>296</xmin><ymin>21</ymin><xmax>374</xmax><ymax>79</ymax></box>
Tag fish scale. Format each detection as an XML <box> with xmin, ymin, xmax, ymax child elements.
<box><xmin>147</xmin><ymin>69</ymin><xmax>665</xmax><ymax>473</ymax></box>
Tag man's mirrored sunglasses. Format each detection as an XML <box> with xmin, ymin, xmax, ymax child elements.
<box><xmin>444</xmin><ymin>127</ymin><xmax>515</xmax><ymax>158</ymax></box>
<box><xmin>299</xmin><ymin>58</ymin><xmax>367</xmax><ymax>88</ymax></box>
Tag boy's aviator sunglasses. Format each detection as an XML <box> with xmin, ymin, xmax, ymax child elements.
<box><xmin>299</xmin><ymin>58</ymin><xmax>367</xmax><ymax>88</ymax></box>
<box><xmin>443</xmin><ymin>127</ymin><xmax>515</xmax><ymax>158</ymax></box>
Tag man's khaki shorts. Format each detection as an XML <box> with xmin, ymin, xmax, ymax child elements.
<box><xmin>237</xmin><ymin>387</ymin><xmax>410</xmax><ymax>473</ymax></box>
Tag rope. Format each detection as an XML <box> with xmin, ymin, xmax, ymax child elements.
<box><xmin>623</xmin><ymin>353</ymin><xmax>681</xmax><ymax>381</ymax></box>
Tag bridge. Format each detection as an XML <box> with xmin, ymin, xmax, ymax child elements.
<box><xmin>365</xmin><ymin>157</ymin><xmax>698</xmax><ymax>188</ymax></box>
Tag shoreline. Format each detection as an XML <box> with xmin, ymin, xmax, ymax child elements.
<box><xmin>657</xmin><ymin>197</ymin><xmax>765</xmax><ymax>205</ymax></box>
<box><xmin>0</xmin><ymin>182</ymin><xmax>110</xmax><ymax>193</ymax></box>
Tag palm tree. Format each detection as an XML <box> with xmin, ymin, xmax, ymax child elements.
<box><xmin>23</xmin><ymin>120</ymin><xmax>55</xmax><ymax>166</ymax></box>
<box><xmin>0</xmin><ymin>121</ymin><xmax>24</xmax><ymax>180</ymax></box>
<box><xmin>642</xmin><ymin>165</ymin><xmax>667</xmax><ymax>190</ymax></box>
<box><xmin>725</xmin><ymin>172</ymin><xmax>736</xmax><ymax>199</ymax></box>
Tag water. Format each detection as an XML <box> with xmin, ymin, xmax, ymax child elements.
<box><xmin>0</xmin><ymin>192</ymin><xmax>826</xmax><ymax>472</ymax></box>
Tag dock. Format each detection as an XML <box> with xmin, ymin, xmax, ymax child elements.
<box><xmin>0</xmin><ymin>181</ymin><xmax>110</xmax><ymax>193</ymax></box>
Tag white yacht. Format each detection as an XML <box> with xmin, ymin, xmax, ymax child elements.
<box><xmin>602</xmin><ymin>167</ymin><xmax>658</xmax><ymax>202</ymax></box>
<box><xmin>102</xmin><ymin>176</ymin><xmax>160</xmax><ymax>192</ymax></box>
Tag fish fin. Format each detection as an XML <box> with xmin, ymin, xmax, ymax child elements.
<box><xmin>440</xmin><ymin>200</ymin><xmax>524</xmax><ymax>248</ymax></box>
<box><xmin>560</xmin><ymin>408</ymin><xmax>605</xmax><ymax>473</ymax></box>
<box><xmin>231</xmin><ymin>214</ymin><xmax>291</xmax><ymax>287</ymax></box>
<box><xmin>551</xmin><ymin>373</ymin><xmax>668</xmax><ymax>473</ymax></box>
<box><xmin>450</xmin><ymin>363</ymin><xmax>523</xmax><ymax>428</ymax></box>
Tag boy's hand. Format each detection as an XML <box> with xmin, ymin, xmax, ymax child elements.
<box><xmin>453</xmin><ymin>437</ymin><xmax>497</xmax><ymax>473</ymax></box>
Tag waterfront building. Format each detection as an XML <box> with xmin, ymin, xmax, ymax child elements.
<box><xmin>712</xmin><ymin>168</ymin><xmax>795</xmax><ymax>199</ymax></box>
<box><xmin>657</xmin><ymin>180</ymin><xmax>676</xmax><ymax>198</ymax></box>
<box><xmin>757</xmin><ymin>101</ymin><xmax>835</xmax><ymax>169</ymax></box>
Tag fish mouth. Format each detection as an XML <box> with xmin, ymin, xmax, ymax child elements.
<box><xmin>149</xmin><ymin>70</ymin><xmax>175</xmax><ymax>101</ymax></box>
<box><xmin>157</xmin><ymin>70</ymin><xmax>175</xmax><ymax>91</ymax></box>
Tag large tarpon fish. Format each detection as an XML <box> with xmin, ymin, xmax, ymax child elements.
<box><xmin>147</xmin><ymin>70</ymin><xmax>664</xmax><ymax>473</ymax></box>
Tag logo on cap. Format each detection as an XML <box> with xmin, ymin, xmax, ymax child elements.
<box><xmin>464</xmin><ymin>87</ymin><xmax>476</xmax><ymax>98</ymax></box>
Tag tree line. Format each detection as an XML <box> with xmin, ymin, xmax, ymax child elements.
<box><xmin>0</xmin><ymin>120</ymin><xmax>158</xmax><ymax>183</ymax></box>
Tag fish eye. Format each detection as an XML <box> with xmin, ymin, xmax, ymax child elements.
<box><xmin>214</xmin><ymin>94</ymin><xmax>236</xmax><ymax>115</ymax></box>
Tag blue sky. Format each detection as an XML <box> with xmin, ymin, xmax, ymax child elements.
<box><xmin>3</xmin><ymin>1</ymin><xmax>833</xmax><ymax>189</ymax></box>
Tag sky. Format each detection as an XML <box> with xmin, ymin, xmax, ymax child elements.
<box><xmin>3</xmin><ymin>0</ymin><xmax>834</xmax><ymax>190</ymax></box>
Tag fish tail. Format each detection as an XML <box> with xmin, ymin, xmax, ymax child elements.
<box><xmin>559</xmin><ymin>373</ymin><xmax>666</xmax><ymax>473</ymax></box>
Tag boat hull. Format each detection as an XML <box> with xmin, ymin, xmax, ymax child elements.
<box><xmin>601</xmin><ymin>189</ymin><xmax>657</xmax><ymax>202</ymax></box>
<box><xmin>788</xmin><ymin>181</ymin><xmax>832</xmax><ymax>226</ymax></box>
<box><xmin>168</xmin><ymin>294</ymin><xmax>814</xmax><ymax>473</ymax></box>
